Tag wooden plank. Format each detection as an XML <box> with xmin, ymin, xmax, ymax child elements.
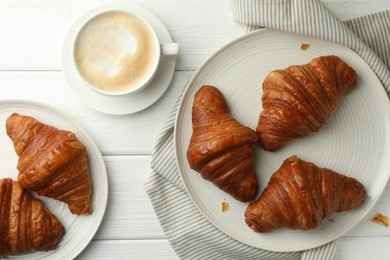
<box><xmin>336</xmin><ymin>236</ymin><xmax>390</xmax><ymax>260</ymax></box>
<box><xmin>77</xmin><ymin>236</ymin><xmax>390</xmax><ymax>260</ymax></box>
<box><xmin>0</xmin><ymin>0</ymin><xmax>244</xmax><ymax>71</ymax></box>
<box><xmin>78</xmin><ymin>239</ymin><xmax>179</xmax><ymax>260</ymax></box>
<box><xmin>78</xmin><ymin>236</ymin><xmax>390</xmax><ymax>260</ymax></box>
<box><xmin>95</xmin><ymin>155</ymin><xmax>166</xmax><ymax>240</ymax></box>
<box><xmin>0</xmin><ymin>71</ymin><xmax>192</xmax><ymax>155</ymax></box>
<box><xmin>0</xmin><ymin>0</ymin><xmax>389</xmax><ymax>71</ymax></box>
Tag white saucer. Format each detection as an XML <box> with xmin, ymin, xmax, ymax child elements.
<box><xmin>62</xmin><ymin>3</ymin><xmax>177</xmax><ymax>115</ymax></box>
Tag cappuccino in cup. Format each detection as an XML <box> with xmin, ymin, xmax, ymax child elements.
<box><xmin>74</xmin><ymin>11</ymin><xmax>159</xmax><ymax>95</ymax></box>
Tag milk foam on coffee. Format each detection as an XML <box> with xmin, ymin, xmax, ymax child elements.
<box><xmin>74</xmin><ymin>11</ymin><xmax>157</xmax><ymax>93</ymax></box>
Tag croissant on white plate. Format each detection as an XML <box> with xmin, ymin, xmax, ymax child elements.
<box><xmin>245</xmin><ymin>155</ymin><xmax>366</xmax><ymax>232</ymax></box>
<box><xmin>6</xmin><ymin>113</ymin><xmax>93</xmax><ymax>215</ymax></box>
<box><xmin>187</xmin><ymin>85</ymin><xmax>258</xmax><ymax>202</ymax></box>
<box><xmin>0</xmin><ymin>178</ymin><xmax>64</xmax><ymax>257</ymax></box>
<box><xmin>257</xmin><ymin>55</ymin><xmax>357</xmax><ymax>151</ymax></box>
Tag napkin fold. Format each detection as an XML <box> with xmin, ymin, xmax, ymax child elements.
<box><xmin>145</xmin><ymin>1</ymin><xmax>390</xmax><ymax>259</ymax></box>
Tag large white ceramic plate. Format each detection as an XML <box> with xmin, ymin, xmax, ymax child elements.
<box><xmin>0</xmin><ymin>100</ymin><xmax>108</xmax><ymax>259</ymax></box>
<box><xmin>174</xmin><ymin>28</ymin><xmax>390</xmax><ymax>252</ymax></box>
<box><xmin>62</xmin><ymin>3</ymin><xmax>177</xmax><ymax>115</ymax></box>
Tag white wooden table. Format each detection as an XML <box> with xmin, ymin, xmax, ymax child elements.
<box><xmin>1</xmin><ymin>1</ymin><xmax>390</xmax><ymax>259</ymax></box>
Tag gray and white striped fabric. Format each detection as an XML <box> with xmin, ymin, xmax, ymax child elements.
<box><xmin>144</xmin><ymin>1</ymin><xmax>390</xmax><ymax>259</ymax></box>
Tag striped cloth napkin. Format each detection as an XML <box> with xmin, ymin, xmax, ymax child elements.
<box><xmin>144</xmin><ymin>1</ymin><xmax>390</xmax><ymax>259</ymax></box>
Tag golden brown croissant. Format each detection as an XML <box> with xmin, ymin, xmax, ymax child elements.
<box><xmin>0</xmin><ymin>178</ymin><xmax>64</xmax><ymax>257</ymax></box>
<box><xmin>245</xmin><ymin>155</ymin><xmax>366</xmax><ymax>232</ymax></box>
<box><xmin>6</xmin><ymin>113</ymin><xmax>92</xmax><ymax>215</ymax></box>
<box><xmin>187</xmin><ymin>85</ymin><xmax>258</xmax><ymax>202</ymax></box>
<box><xmin>257</xmin><ymin>55</ymin><xmax>357</xmax><ymax>151</ymax></box>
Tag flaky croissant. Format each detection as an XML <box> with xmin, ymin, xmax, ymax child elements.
<box><xmin>257</xmin><ymin>55</ymin><xmax>357</xmax><ymax>151</ymax></box>
<box><xmin>187</xmin><ymin>85</ymin><xmax>258</xmax><ymax>202</ymax></box>
<box><xmin>0</xmin><ymin>178</ymin><xmax>64</xmax><ymax>257</ymax></box>
<box><xmin>6</xmin><ymin>113</ymin><xmax>92</xmax><ymax>215</ymax></box>
<box><xmin>245</xmin><ymin>155</ymin><xmax>366</xmax><ymax>232</ymax></box>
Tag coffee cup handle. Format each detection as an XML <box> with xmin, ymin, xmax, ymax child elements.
<box><xmin>161</xmin><ymin>43</ymin><xmax>179</xmax><ymax>56</ymax></box>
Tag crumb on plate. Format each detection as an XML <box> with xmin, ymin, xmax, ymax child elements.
<box><xmin>221</xmin><ymin>199</ymin><xmax>230</xmax><ymax>213</ymax></box>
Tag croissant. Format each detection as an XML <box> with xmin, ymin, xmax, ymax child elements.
<box><xmin>257</xmin><ymin>55</ymin><xmax>357</xmax><ymax>151</ymax></box>
<box><xmin>6</xmin><ymin>113</ymin><xmax>92</xmax><ymax>215</ymax></box>
<box><xmin>245</xmin><ymin>155</ymin><xmax>366</xmax><ymax>232</ymax></box>
<box><xmin>0</xmin><ymin>178</ymin><xmax>64</xmax><ymax>257</ymax></box>
<box><xmin>187</xmin><ymin>85</ymin><xmax>258</xmax><ymax>202</ymax></box>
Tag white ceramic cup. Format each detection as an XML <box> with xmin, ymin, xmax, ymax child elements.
<box><xmin>72</xmin><ymin>9</ymin><xmax>179</xmax><ymax>96</ymax></box>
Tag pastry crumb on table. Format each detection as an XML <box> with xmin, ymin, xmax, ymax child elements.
<box><xmin>300</xmin><ymin>43</ymin><xmax>310</xmax><ymax>50</ymax></box>
<box><xmin>371</xmin><ymin>213</ymin><xmax>389</xmax><ymax>227</ymax></box>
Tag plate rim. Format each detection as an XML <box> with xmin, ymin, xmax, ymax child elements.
<box><xmin>174</xmin><ymin>28</ymin><xmax>390</xmax><ymax>252</ymax></box>
<box><xmin>0</xmin><ymin>99</ymin><xmax>108</xmax><ymax>259</ymax></box>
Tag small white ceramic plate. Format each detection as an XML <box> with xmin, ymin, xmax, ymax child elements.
<box><xmin>174</xmin><ymin>28</ymin><xmax>390</xmax><ymax>252</ymax></box>
<box><xmin>62</xmin><ymin>3</ymin><xmax>176</xmax><ymax>115</ymax></box>
<box><xmin>0</xmin><ymin>100</ymin><xmax>108</xmax><ymax>259</ymax></box>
